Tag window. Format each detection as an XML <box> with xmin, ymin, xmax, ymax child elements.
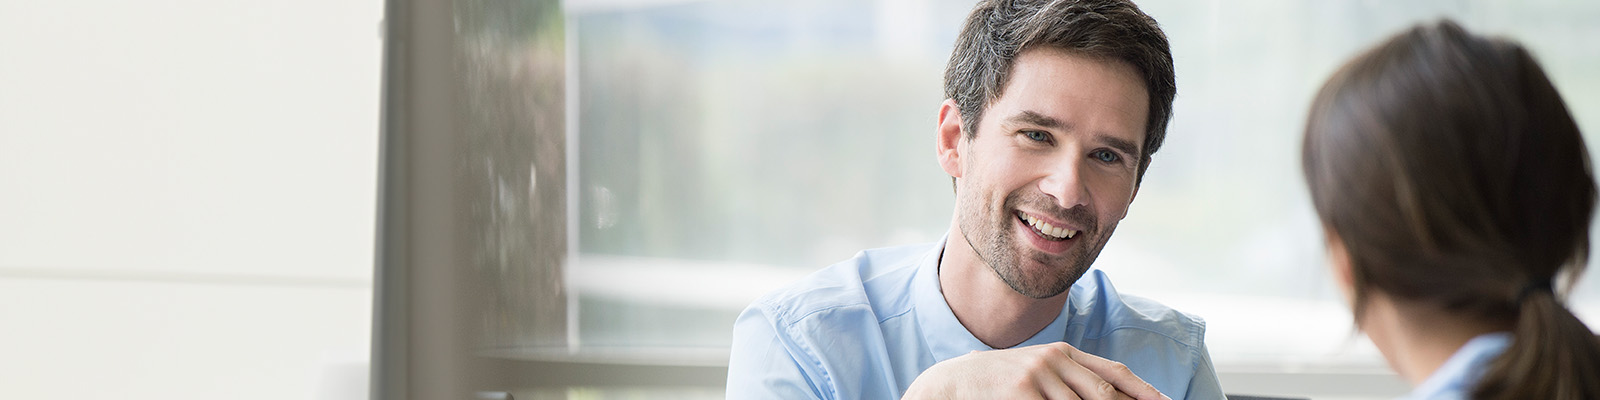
<box><xmin>381</xmin><ymin>0</ymin><xmax>1600</xmax><ymax>399</ymax></box>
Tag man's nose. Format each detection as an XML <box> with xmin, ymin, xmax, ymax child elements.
<box><xmin>1038</xmin><ymin>157</ymin><xmax>1090</xmax><ymax>210</ymax></box>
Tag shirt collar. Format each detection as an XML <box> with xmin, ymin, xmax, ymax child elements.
<box><xmin>1401</xmin><ymin>332</ymin><xmax>1512</xmax><ymax>400</ymax></box>
<box><xmin>913</xmin><ymin>235</ymin><xmax>1072</xmax><ymax>362</ymax></box>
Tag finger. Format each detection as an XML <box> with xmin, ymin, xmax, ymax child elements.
<box><xmin>1048</xmin><ymin>353</ymin><xmax>1124</xmax><ymax>400</ymax></box>
<box><xmin>1031</xmin><ymin>367</ymin><xmax>1082</xmax><ymax>400</ymax></box>
<box><xmin>1051</xmin><ymin>343</ymin><xmax>1169</xmax><ymax>400</ymax></box>
<box><xmin>1036</xmin><ymin>345</ymin><xmax>1126</xmax><ymax>398</ymax></box>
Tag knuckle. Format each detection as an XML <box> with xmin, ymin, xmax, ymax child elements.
<box><xmin>1095</xmin><ymin>380</ymin><xmax>1119</xmax><ymax>398</ymax></box>
<box><xmin>1012</xmin><ymin>375</ymin><xmax>1038</xmax><ymax>392</ymax></box>
<box><xmin>1024</xmin><ymin>354</ymin><xmax>1052</xmax><ymax>371</ymax></box>
<box><xmin>1107</xmin><ymin>360</ymin><xmax>1132</xmax><ymax>375</ymax></box>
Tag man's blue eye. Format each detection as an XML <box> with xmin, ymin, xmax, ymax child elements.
<box><xmin>1093</xmin><ymin>150</ymin><xmax>1120</xmax><ymax>163</ymax></box>
<box><xmin>1024</xmin><ymin>131</ymin><xmax>1049</xmax><ymax>142</ymax></box>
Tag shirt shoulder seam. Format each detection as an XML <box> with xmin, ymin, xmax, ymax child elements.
<box><xmin>1073</xmin><ymin>323</ymin><xmax>1205</xmax><ymax>351</ymax></box>
<box><xmin>767</xmin><ymin>300</ymin><xmax>874</xmax><ymax>330</ymax></box>
<box><xmin>877</xmin><ymin>307</ymin><xmax>914</xmax><ymax>324</ymax></box>
<box><xmin>779</xmin><ymin>311</ymin><xmax>840</xmax><ymax>400</ymax></box>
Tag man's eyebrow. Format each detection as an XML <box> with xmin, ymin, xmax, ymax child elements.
<box><xmin>1004</xmin><ymin>110</ymin><xmax>1063</xmax><ymax>129</ymax></box>
<box><xmin>1007</xmin><ymin>110</ymin><xmax>1141</xmax><ymax>158</ymax></box>
<box><xmin>1104</xmin><ymin>136</ymin><xmax>1140</xmax><ymax>160</ymax></box>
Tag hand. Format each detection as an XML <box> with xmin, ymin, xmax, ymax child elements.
<box><xmin>901</xmin><ymin>342</ymin><xmax>1170</xmax><ymax>400</ymax></box>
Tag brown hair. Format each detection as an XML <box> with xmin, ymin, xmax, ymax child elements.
<box><xmin>1303</xmin><ymin>20</ymin><xmax>1600</xmax><ymax>400</ymax></box>
<box><xmin>944</xmin><ymin>0</ymin><xmax>1175</xmax><ymax>184</ymax></box>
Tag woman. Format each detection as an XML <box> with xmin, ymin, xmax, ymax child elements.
<box><xmin>1302</xmin><ymin>20</ymin><xmax>1600</xmax><ymax>399</ymax></box>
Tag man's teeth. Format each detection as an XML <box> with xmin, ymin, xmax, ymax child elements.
<box><xmin>1021</xmin><ymin>213</ymin><xmax>1078</xmax><ymax>240</ymax></box>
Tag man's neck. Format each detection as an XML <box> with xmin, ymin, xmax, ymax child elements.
<box><xmin>939</xmin><ymin>228</ymin><xmax>1070</xmax><ymax>349</ymax></box>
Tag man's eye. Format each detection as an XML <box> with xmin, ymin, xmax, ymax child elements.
<box><xmin>1023</xmin><ymin>130</ymin><xmax>1049</xmax><ymax>142</ymax></box>
<box><xmin>1092</xmin><ymin>150</ymin><xmax>1120</xmax><ymax>163</ymax></box>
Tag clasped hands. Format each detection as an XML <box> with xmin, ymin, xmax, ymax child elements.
<box><xmin>902</xmin><ymin>342</ymin><xmax>1171</xmax><ymax>400</ymax></box>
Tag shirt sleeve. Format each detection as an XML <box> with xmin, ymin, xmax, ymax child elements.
<box><xmin>726</xmin><ymin>302</ymin><xmax>829</xmax><ymax>400</ymax></box>
<box><xmin>1183</xmin><ymin>338</ymin><xmax>1225</xmax><ymax>400</ymax></box>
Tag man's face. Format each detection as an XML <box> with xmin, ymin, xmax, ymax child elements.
<box><xmin>946</xmin><ymin>48</ymin><xmax>1149</xmax><ymax>299</ymax></box>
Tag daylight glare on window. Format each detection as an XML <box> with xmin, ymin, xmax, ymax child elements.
<box><xmin>564</xmin><ymin>0</ymin><xmax>1600</xmax><ymax>371</ymax></box>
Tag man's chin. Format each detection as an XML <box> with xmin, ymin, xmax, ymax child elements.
<box><xmin>996</xmin><ymin>267</ymin><xmax>1079</xmax><ymax>299</ymax></box>
<box><xmin>1022</xmin><ymin>263</ymin><xmax>1091</xmax><ymax>298</ymax></box>
<box><xmin>1007</xmin><ymin>281</ymin><xmax>1073</xmax><ymax>300</ymax></box>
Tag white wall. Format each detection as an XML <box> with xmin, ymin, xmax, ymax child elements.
<box><xmin>0</xmin><ymin>1</ymin><xmax>383</xmax><ymax>399</ymax></box>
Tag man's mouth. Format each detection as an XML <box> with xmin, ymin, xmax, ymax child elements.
<box><xmin>1016</xmin><ymin>211</ymin><xmax>1078</xmax><ymax>241</ymax></box>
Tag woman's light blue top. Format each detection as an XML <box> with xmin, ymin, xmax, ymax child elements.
<box><xmin>1398</xmin><ymin>332</ymin><xmax>1512</xmax><ymax>400</ymax></box>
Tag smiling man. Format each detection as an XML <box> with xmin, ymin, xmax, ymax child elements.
<box><xmin>726</xmin><ymin>1</ymin><xmax>1222</xmax><ymax>399</ymax></box>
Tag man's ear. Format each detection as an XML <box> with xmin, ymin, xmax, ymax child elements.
<box><xmin>937</xmin><ymin>99</ymin><xmax>965</xmax><ymax>179</ymax></box>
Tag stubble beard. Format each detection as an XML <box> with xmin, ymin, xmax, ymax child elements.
<box><xmin>958</xmin><ymin>187</ymin><xmax>1110</xmax><ymax>300</ymax></box>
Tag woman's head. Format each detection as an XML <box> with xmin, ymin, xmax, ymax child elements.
<box><xmin>1303</xmin><ymin>20</ymin><xmax>1600</xmax><ymax>400</ymax></box>
<box><xmin>1304</xmin><ymin>19</ymin><xmax>1593</xmax><ymax>324</ymax></box>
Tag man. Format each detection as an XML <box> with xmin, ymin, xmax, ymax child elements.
<box><xmin>727</xmin><ymin>0</ymin><xmax>1222</xmax><ymax>398</ymax></box>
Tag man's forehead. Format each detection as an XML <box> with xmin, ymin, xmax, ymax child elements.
<box><xmin>987</xmin><ymin>92</ymin><xmax>1148</xmax><ymax>146</ymax></box>
<box><xmin>992</xmin><ymin>50</ymin><xmax>1148</xmax><ymax>115</ymax></box>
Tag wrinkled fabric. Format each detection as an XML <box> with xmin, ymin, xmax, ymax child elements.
<box><xmin>727</xmin><ymin>238</ymin><xmax>1224</xmax><ymax>399</ymax></box>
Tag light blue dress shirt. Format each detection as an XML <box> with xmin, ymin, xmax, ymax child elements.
<box><xmin>727</xmin><ymin>238</ymin><xmax>1224</xmax><ymax>399</ymax></box>
<box><xmin>1397</xmin><ymin>332</ymin><xmax>1511</xmax><ymax>400</ymax></box>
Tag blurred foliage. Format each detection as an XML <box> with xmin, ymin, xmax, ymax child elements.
<box><xmin>457</xmin><ymin>0</ymin><xmax>567</xmax><ymax>349</ymax></box>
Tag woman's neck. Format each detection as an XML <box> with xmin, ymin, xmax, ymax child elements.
<box><xmin>1360</xmin><ymin>292</ymin><xmax>1509</xmax><ymax>385</ymax></box>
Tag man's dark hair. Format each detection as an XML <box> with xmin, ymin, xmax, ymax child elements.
<box><xmin>944</xmin><ymin>0</ymin><xmax>1176</xmax><ymax>184</ymax></box>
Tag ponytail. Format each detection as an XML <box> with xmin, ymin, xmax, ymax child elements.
<box><xmin>1473</xmin><ymin>32</ymin><xmax>1600</xmax><ymax>400</ymax></box>
<box><xmin>1473</xmin><ymin>286</ymin><xmax>1600</xmax><ymax>400</ymax></box>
